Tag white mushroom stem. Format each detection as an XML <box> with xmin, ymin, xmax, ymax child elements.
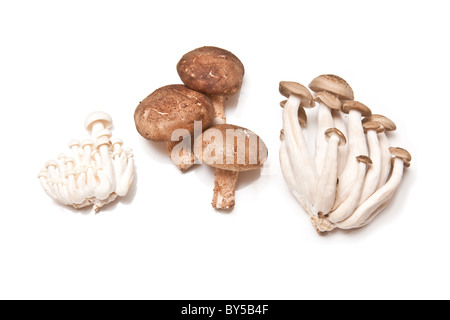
<box><xmin>314</xmin><ymin>103</ymin><xmax>334</xmax><ymax>176</ymax></box>
<box><xmin>283</xmin><ymin>95</ymin><xmax>318</xmax><ymax>212</ymax></box>
<box><xmin>280</xmin><ymin>136</ymin><xmax>306</xmax><ymax>208</ymax></box>
<box><xmin>377</xmin><ymin>131</ymin><xmax>392</xmax><ymax>189</ymax></box>
<box><xmin>337</xmin><ymin>157</ymin><xmax>407</xmax><ymax>229</ymax></box>
<box><xmin>115</xmin><ymin>153</ymin><xmax>134</xmax><ymax>197</ymax></box>
<box><xmin>210</xmin><ymin>95</ymin><xmax>226</xmax><ymax>125</ymax></box>
<box><xmin>212</xmin><ymin>169</ymin><xmax>239</xmax><ymax>209</ymax></box>
<box><xmin>328</xmin><ymin>156</ymin><xmax>371</xmax><ymax>223</ymax></box>
<box><xmin>358</xmin><ymin>129</ymin><xmax>381</xmax><ymax>205</ymax></box>
<box><xmin>65</xmin><ymin>160</ymin><xmax>85</xmax><ymax>205</ymax></box>
<box><xmin>331</xmin><ymin>109</ymin><xmax>348</xmax><ymax>175</ymax></box>
<box><xmin>333</xmin><ymin>110</ymin><xmax>368</xmax><ymax>210</ymax></box>
<box><xmin>313</xmin><ymin>129</ymin><xmax>344</xmax><ymax>216</ymax></box>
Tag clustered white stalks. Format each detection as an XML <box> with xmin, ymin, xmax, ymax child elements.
<box><xmin>38</xmin><ymin>112</ymin><xmax>134</xmax><ymax>213</ymax></box>
<box><xmin>278</xmin><ymin>77</ymin><xmax>411</xmax><ymax>233</ymax></box>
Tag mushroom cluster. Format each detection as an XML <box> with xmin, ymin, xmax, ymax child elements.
<box><xmin>38</xmin><ymin>112</ymin><xmax>135</xmax><ymax>213</ymax></box>
<box><xmin>135</xmin><ymin>46</ymin><xmax>268</xmax><ymax>209</ymax></box>
<box><xmin>278</xmin><ymin>75</ymin><xmax>411</xmax><ymax>232</ymax></box>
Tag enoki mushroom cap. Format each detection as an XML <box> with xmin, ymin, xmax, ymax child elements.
<box><xmin>280</xmin><ymin>100</ymin><xmax>307</xmax><ymax>126</ymax></box>
<box><xmin>85</xmin><ymin>111</ymin><xmax>113</xmax><ymax>132</ymax></box>
<box><xmin>308</xmin><ymin>74</ymin><xmax>355</xmax><ymax>101</ymax></box>
<box><xmin>177</xmin><ymin>46</ymin><xmax>245</xmax><ymax>96</ymax></box>
<box><xmin>364</xmin><ymin>114</ymin><xmax>397</xmax><ymax>131</ymax></box>
<box><xmin>279</xmin><ymin>81</ymin><xmax>315</xmax><ymax>108</ymax></box>
<box><xmin>134</xmin><ymin>84</ymin><xmax>215</xmax><ymax>142</ymax></box>
<box><xmin>194</xmin><ymin>124</ymin><xmax>268</xmax><ymax>172</ymax></box>
<box><xmin>342</xmin><ymin>100</ymin><xmax>372</xmax><ymax>117</ymax></box>
<box><xmin>389</xmin><ymin>147</ymin><xmax>412</xmax><ymax>167</ymax></box>
<box><xmin>314</xmin><ymin>91</ymin><xmax>342</xmax><ymax>110</ymax></box>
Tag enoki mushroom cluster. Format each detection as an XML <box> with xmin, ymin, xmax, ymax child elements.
<box><xmin>278</xmin><ymin>75</ymin><xmax>411</xmax><ymax>232</ymax></box>
<box><xmin>38</xmin><ymin>112</ymin><xmax>135</xmax><ymax>213</ymax></box>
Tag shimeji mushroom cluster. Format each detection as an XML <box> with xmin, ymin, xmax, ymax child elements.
<box><xmin>38</xmin><ymin>112</ymin><xmax>135</xmax><ymax>212</ymax></box>
<box><xmin>135</xmin><ymin>46</ymin><xmax>268</xmax><ymax>209</ymax></box>
<box><xmin>279</xmin><ymin>75</ymin><xmax>411</xmax><ymax>232</ymax></box>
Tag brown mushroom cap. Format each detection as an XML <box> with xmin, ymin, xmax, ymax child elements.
<box><xmin>176</xmin><ymin>46</ymin><xmax>245</xmax><ymax>96</ymax></box>
<box><xmin>279</xmin><ymin>81</ymin><xmax>315</xmax><ymax>108</ymax></box>
<box><xmin>342</xmin><ymin>100</ymin><xmax>372</xmax><ymax>117</ymax></box>
<box><xmin>356</xmin><ymin>155</ymin><xmax>373</xmax><ymax>165</ymax></box>
<box><xmin>325</xmin><ymin>128</ymin><xmax>347</xmax><ymax>146</ymax></box>
<box><xmin>309</xmin><ymin>74</ymin><xmax>355</xmax><ymax>100</ymax></box>
<box><xmin>134</xmin><ymin>84</ymin><xmax>214</xmax><ymax>142</ymax></box>
<box><xmin>194</xmin><ymin>124</ymin><xmax>268</xmax><ymax>172</ymax></box>
<box><xmin>364</xmin><ymin>114</ymin><xmax>397</xmax><ymax>131</ymax></box>
<box><xmin>389</xmin><ymin>147</ymin><xmax>412</xmax><ymax>167</ymax></box>
<box><xmin>280</xmin><ymin>100</ymin><xmax>307</xmax><ymax>126</ymax></box>
<box><xmin>314</xmin><ymin>91</ymin><xmax>342</xmax><ymax>110</ymax></box>
<box><xmin>362</xmin><ymin>119</ymin><xmax>384</xmax><ymax>133</ymax></box>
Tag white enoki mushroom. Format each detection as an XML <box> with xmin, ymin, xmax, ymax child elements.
<box><xmin>38</xmin><ymin>112</ymin><xmax>135</xmax><ymax>213</ymax></box>
<box><xmin>312</xmin><ymin>128</ymin><xmax>346</xmax><ymax>217</ymax></box>
<box><xmin>328</xmin><ymin>155</ymin><xmax>372</xmax><ymax>223</ymax></box>
<box><xmin>336</xmin><ymin>148</ymin><xmax>411</xmax><ymax>229</ymax></box>
<box><xmin>332</xmin><ymin>101</ymin><xmax>371</xmax><ymax>212</ymax></box>
<box><xmin>358</xmin><ymin>121</ymin><xmax>382</xmax><ymax>206</ymax></box>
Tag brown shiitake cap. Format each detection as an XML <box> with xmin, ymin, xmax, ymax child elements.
<box><xmin>177</xmin><ymin>46</ymin><xmax>245</xmax><ymax>96</ymax></box>
<box><xmin>342</xmin><ymin>100</ymin><xmax>372</xmax><ymax>117</ymax></box>
<box><xmin>314</xmin><ymin>91</ymin><xmax>342</xmax><ymax>110</ymax></box>
<box><xmin>389</xmin><ymin>147</ymin><xmax>412</xmax><ymax>167</ymax></box>
<box><xmin>280</xmin><ymin>100</ymin><xmax>307</xmax><ymax>126</ymax></box>
<box><xmin>362</xmin><ymin>119</ymin><xmax>384</xmax><ymax>133</ymax></box>
<box><xmin>134</xmin><ymin>84</ymin><xmax>214</xmax><ymax>142</ymax></box>
<box><xmin>309</xmin><ymin>74</ymin><xmax>354</xmax><ymax>100</ymax></box>
<box><xmin>364</xmin><ymin>114</ymin><xmax>397</xmax><ymax>131</ymax></box>
<box><xmin>194</xmin><ymin>124</ymin><xmax>268</xmax><ymax>172</ymax></box>
<box><xmin>325</xmin><ymin>128</ymin><xmax>346</xmax><ymax>146</ymax></box>
<box><xmin>279</xmin><ymin>81</ymin><xmax>315</xmax><ymax>108</ymax></box>
<box><xmin>356</xmin><ymin>155</ymin><xmax>373</xmax><ymax>165</ymax></box>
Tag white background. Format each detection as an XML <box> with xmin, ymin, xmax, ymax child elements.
<box><xmin>0</xmin><ymin>0</ymin><xmax>449</xmax><ymax>300</ymax></box>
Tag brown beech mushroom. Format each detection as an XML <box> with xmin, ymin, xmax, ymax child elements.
<box><xmin>177</xmin><ymin>46</ymin><xmax>245</xmax><ymax>125</ymax></box>
<box><xmin>365</xmin><ymin>114</ymin><xmax>397</xmax><ymax>189</ymax></box>
<box><xmin>134</xmin><ymin>84</ymin><xmax>214</xmax><ymax>171</ymax></box>
<box><xmin>309</xmin><ymin>74</ymin><xmax>354</xmax><ymax>175</ymax></box>
<box><xmin>332</xmin><ymin>100</ymin><xmax>372</xmax><ymax>213</ymax></box>
<box><xmin>194</xmin><ymin>124</ymin><xmax>268</xmax><ymax>209</ymax></box>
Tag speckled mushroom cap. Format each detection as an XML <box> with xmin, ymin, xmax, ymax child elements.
<box><xmin>279</xmin><ymin>81</ymin><xmax>315</xmax><ymax>108</ymax></box>
<box><xmin>194</xmin><ymin>124</ymin><xmax>268</xmax><ymax>172</ymax></box>
<box><xmin>342</xmin><ymin>100</ymin><xmax>372</xmax><ymax>117</ymax></box>
<box><xmin>134</xmin><ymin>84</ymin><xmax>214</xmax><ymax>142</ymax></box>
<box><xmin>309</xmin><ymin>74</ymin><xmax>355</xmax><ymax>101</ymax></box>
<box><xmin>177</xmin><ymin>46</ymin><xmax>245</xmax><ymax>96</ymax></box>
